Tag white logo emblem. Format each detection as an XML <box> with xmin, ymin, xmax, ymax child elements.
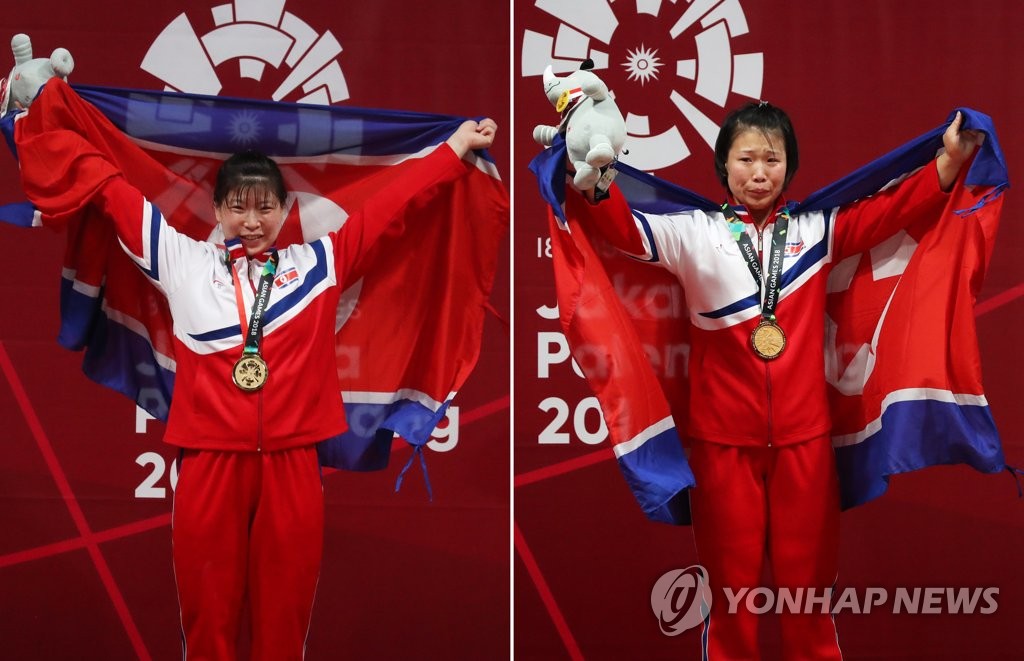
<box><xmin>650</xmin><ymin>564</ymin><xmax>713</xmax><ymax>636</ymax></box>
<box><xmin>522</xmin><ymin>0</ymin><xmax>764</xmax><ymax>172</ymax></box>
<box><xmin>141</xmin><ymin>0</ymin><xmax>349</xmax><ymax>105</ymax></box>
<box><xmin>622</xmin><ymin>44</ymin><xmax>662</xmax><ymax>85</ymax></box>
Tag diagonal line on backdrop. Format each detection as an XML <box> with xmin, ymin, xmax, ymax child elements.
<box><xmin>460</xmin><ymin>394</ymin><xmax>509</xmax><ymax>425</ymax></box>
<box><xmin>0</xmin><ymin>536</ymin><xmax>87</xmax><ymax>570</ymax></box>
<box><xmin>515</xmin><ymin>523</ymin><xmax>585</xmax><ymax>661</ymax></box>
<box><xmin>0</xmin><ymin>513</ymin><xmax>172</xmax><ymax>569</ymax></box>
<box><xmin>0</xmin><ymin>341</ymin><xmax>152</xmax><ymax>661</ymax></box>
<box><xmin>975</xmin><ymin>282</ymin><xmax>1024</xmax><ymax>317</ymax></box>
<box><xmin>515</xmin><ymin>447</ymin><xmax>612</xmax><ymax>488</ymax></box>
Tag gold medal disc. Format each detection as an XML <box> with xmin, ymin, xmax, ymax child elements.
<box><xmin>751</xmin><ymin>321</ymin><xmax>786</xmax><ymax>360</ymax></box>
<box><xmin>556</xmin><ymin>89</ymin><xmax>571</xmax><ymax>113</ymax></box>
<box><xmin>232</xmin><ymin>354</ymin><xmax>269</xmax><ymax>391</ymax></box>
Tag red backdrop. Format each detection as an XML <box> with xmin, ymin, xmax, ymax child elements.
<box><xmin>0</xmin><ymin>2</ymin><xmax>509</xmax><ymax>659</ymax></box>
<box><xmin>514</xmin><ymin>1</ymin><xmax>1024</xmax><ymax>660</ymax></box>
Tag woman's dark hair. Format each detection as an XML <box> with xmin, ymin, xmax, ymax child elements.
<box><xmin>213</xmin><ymin>150</ymin><xmax>287</xmax><ymax>207</ymax></box>
<box><xmin>713</xmin><ymin>102</ymin><xmax>799</xmax><ymax>190</ymax></box>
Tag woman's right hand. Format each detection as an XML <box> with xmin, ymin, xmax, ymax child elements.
<box><xmin>446</xmin><ymin>119</ymin><xmax>498</xmax><ymax>158</ymax></box>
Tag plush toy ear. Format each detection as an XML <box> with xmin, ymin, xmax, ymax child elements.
<box><xmin>579</xmin><ymin>58</ymin><xmax>595</xmax><ymax>71</ymax></box>
<box><xmin>50</xmin><ymin>48</ymin><xmax>74</xmax><ymax>78</ymax></box>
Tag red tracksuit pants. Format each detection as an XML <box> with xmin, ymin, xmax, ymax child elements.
<box><xmin>172</xmin><ymin>446</ymin><xmax>324</xmax><ymax>661</ymax></box>
<box><xmin>689</xmin><ymin>437</ymin><xmax>842</xmax><ymax>661</ymax></box>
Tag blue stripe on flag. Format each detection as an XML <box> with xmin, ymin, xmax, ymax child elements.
<box><xmin>317</xmin><ymin>397</ymin><xmax>450</xmax><ymax>471</ymax></box>
<box><xmin>82</xmin><ymin>316</ymin><xmax>175</xmax><ymax>422</ymax></box>
<box><xmin>0</xmin><ymin>202</ymin><xmax>37</xmax><ymax>227</ymax></box>
<box><xmin>616</xmin><ymin>427</ymin><xmax>695</xmax><ymax>525</ymax></box>
<box><xmin>58</xmin><ymin>281</ymin><xmax>174</xmax><ymax>420</ymax></box>
<box><xmin>835</xmin><ymin>398</ymin><xmax>1004</xmax><ymax>509</ymax></box>
<box><xmin>72</xmin><ymin>84</ymin><xmax>485</xmax><ymax>160</ymax></box>
<box><xmin>0</xmin><ymin>110</ymin><xmax>18</xmax><ymax>155</ymax></box>
<box><xmin>57</xmin><ymin>276</ymin><xmax>100</xmax><ymax>350</ymax></box>
<box><xmin>794</xmin><ymin>108</ymin><xmax>1007</xmax><ymax>213</ymax></box>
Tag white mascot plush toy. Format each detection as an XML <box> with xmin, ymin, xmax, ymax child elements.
<box><xmin>0</xmin><ymin>33</ymin><xmax>74</xmax><ymax>116</ymax></box>
<box><xmin>533</xmin><ymin>60</ymin><xmax>626</xmax><ymax>191</ymax></box>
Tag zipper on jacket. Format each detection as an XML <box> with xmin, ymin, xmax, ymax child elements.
<box><xmin>757</xmin><ymin>223</ymin><xmax>774</xmax><ymax>447</ymax></box>
<box><xmin>257</xmin><ymin>389</ymin><xmax>264</xmax><ymax>452</ymax></box>
<box><xmin>765</xmin><ymin>362</ymin><xmax>774</xmax><ymax>447</ymax></box>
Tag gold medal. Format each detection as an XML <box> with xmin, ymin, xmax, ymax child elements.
<box><xmin>556</xmin><ymin>89</ymin><xmax>571</xmax><ymax>113</ymax></box>
<box><xmin>232</xmin><ymin>354</ymin><xmax>269</xmax><ymax>391</ymax></box>
<box><xmin>751</xmin><ymin>320</ymin><xmax>786</xmax><ymax>360</ymax></box>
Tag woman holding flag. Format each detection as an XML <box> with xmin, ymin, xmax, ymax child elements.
<box><xmin>14</xmin><ymin>78</ymin><xmax>496</xmax><ymax>660</ymax></box>
<box><xmin>565</xmin><ymin>101</ymin><xmax>982</xmax><ymax>659</ymax></box>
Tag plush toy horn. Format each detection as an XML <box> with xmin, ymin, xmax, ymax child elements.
<box><xmin>1</xmin><ymin>34</ymin><xmax>32</xmax><ymax>115</ymax></box>
<box><xmin>11</xmin><ymin>34</ymin><xmax>32</xmax><ymax>65</ymax></box>
<box><xmin>542</xmin><ymin>65</ymin><xmax>557</xmax><ymax>88</ymax></box>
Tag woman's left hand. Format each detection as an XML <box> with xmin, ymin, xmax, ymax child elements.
<box><xmin>937</xmin><ymin>111</ymin><xmax>983</xmax><ymax>191</ymax></box>
<box><xmin>446</xmin><ymin>119</ymin><xmax>498</xmax><ymax>157</ymax></box>
<box><xmin>942</xmin><ymin>111</ymin><xmax>983</xmax><ymax>166</ymax></box>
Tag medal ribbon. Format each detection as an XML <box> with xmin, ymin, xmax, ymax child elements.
<box><xmin>721</xmin><ymin>203</ymin><xmax>790</xmax><ymax>322</ymax></box>
<box><xmin>230</xmin><ymin>249</ymin><xmax>279</xmax><ymax>356</ymax></box>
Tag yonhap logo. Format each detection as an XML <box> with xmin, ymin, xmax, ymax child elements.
<box><xmin>650</xmin><ymin>564</ymin><xmax>712</xmax><ymax>636</ymax></box>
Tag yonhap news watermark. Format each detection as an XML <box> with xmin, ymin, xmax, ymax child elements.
<box><xmin>718</xmin><ymin>584</ymin><xmax>1000</xmax><ymax>617</ymax></box>
<box><xmin>651</xmin><ymin>565</ymin><xmax>999</xmax><ymax>636</ymax></box>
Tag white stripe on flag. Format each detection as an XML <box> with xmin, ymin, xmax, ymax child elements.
<box><xmin>102</xmin><ymin>306</ymin><xmax>178</xmax><ymax>372</ymax></box>
<box><xmin>341</xmin><ymin>388</ymin><xmax>452</xmax><ymax>412</ymax></box>
<box><xmin>62</xmin><ymin>268</ymin><xmax>103</xmax><ymax>298</ymax></box>
<box><xmin>832</xmin><ymin>387</ymin><xmax>989</xmax><ymax>447</ymax></box>
<box><xmin>613</xmin><ymin>416</ymin><xmax>676</xmax><ymax>458</ymax></box>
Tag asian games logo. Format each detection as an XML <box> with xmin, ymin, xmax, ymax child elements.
<box><xmin>141</xmin><ymin>0</ymin><xmax>349</xmax><ymax>114</ymax></box>
<box><xmin>521</xmin><ymin>0</ymin><xmax>764</xmax><ymax>173</ymax></box>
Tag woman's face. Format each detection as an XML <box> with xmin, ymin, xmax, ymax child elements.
<box><xmin>215</xmin><ymin>188</ymin><xmax>286</xmax><ymax>257</ymax></box>
<box><xmin>725</xmin><ymin>128</ymin><xmax>787</xmax><ymax>220</ymax></box>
